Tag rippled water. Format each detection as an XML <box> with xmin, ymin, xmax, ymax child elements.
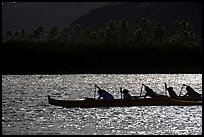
<box><xmin>2</xmin><ymin>74</ymin><xmax>202</xmax><ymax>135</ymax></box>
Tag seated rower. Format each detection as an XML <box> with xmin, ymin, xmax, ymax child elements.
<box><xmin>95</xmin><ymin>85</ymin><xmax>114</xmax><ymax>100</ymax></box>
<box><xmin>183</xmin><ymin>84</ymin><xmax>201</xmax><ymax>98</ymax></box>
<box><xmin>120</xmin><ymin>87</ymin><xmax>132</xmax><ymax>99</ymax></box>
<box><xmin>164</xmin><ymin>83</ymin><xmax>178</xmax><ymax>99</ymax></box>
<box><xmin>142</xmin><ymin>84</ymin><xmax>166</xmax><ymax>98</ymax></box>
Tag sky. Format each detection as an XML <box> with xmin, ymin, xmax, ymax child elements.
<box><xmin>2</xmin><ymin>2</ymin><xmax>110</xmax><ymax>37</ymax></box>
<box><xmin>2</xmin><ymin>2</ymin><xmax>202</xmax><ymax>38</ymax></box>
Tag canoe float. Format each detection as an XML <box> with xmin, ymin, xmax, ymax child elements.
<box><xmin>48</xmin><ymin>95</ymin><xmax>202</xmax><ymax>108</ymax></box>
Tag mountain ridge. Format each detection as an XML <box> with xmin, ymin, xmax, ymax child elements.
<box><xmin>70</xmin><ymin>2</ymin><xmax>202</xmax><ymax>37</ymax></box>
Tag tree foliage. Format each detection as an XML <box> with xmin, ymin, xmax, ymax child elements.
<box><xmin>3</xmin><ymin>18</ymin><xmax>200</xmax><ymax>47</ymax></box>
<box><xmin>2</xmin><ymin>18</ymin><xmax>201</xmax><ymax>73</ymax></box>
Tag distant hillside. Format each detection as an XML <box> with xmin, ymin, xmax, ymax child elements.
<box><xmin>71</xmin><ymin>2</ymin><xmax>202</xmax><ymax>38</ymax></box>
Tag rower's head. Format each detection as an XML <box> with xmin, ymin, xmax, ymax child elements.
<box><xmin>168</xmin><ymin>87</ymin><xmax>173</xmax><ymax>90</ymax></box>
<box><xmin>144</xmin><ymin>86</ymin><xmax>149</xmax><ymax>90</ymax></box>
<box><xmin>186</xmin><ymin>86</ymin><xmax>193</xmax><ymax>92</ymax></box>
<box><xmin>98</xmin><ymin>89</ymin><xmax>104</xmax><ymax>94</ymax></box>
<box><xmin>122</xmin><ymin>89</ymin><xmax>129</xmax><ymax>93</ymax></box>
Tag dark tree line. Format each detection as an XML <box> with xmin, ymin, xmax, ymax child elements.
<box><xmin>2</xmin><ymin>18</ymin><xmax>202</xmax><ymax>74</ymax></box>
<box><xmin>3</xmin><ymin>18</ymin><xmax>199</xmax><ymax>48</ymax></box>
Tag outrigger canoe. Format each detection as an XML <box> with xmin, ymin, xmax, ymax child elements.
<box><xmin>48</xmin><ymin>95</ymin><xmax>202</xmax><ymax>108</ymax></box>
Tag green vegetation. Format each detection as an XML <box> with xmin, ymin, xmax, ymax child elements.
<box><xmin>2</xmin><ymin>18</ymin><xmax>202</xmax><ymax>73</ymax></box>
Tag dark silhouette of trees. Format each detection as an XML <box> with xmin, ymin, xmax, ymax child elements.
<box><xmin>2</xmin><ymin>18</ymin><xmax>202</xmax><ymax>73</ymax></box>
<box><xmin>5</xmin><ymin>31</ymin><xmax>13</xmax><ymax>41</ymax></box>
<box><xmin>31</xmin><ymin>26</ymin><xmax>45</xmax><ymax>41</ymax></box>
<box><xmin>171</xmin><ymin>20</ymin><xmax>197</xmax><ymax>48</ymax></box>
<box><xmin>47</xmin><ymin>26</ymin><xmax>59</xmax><ymax>41</ymax></box>
<box><xmin>3</xmin><ymin>18</ymin><xmax>200</xmax><ymax>49</ymax></box>
<box><xmin>58</xmin><ymin>28</ymin><xmax>70</xmax><ymax>42</ymax></box>
<box><xmin>153</xmin><ymin>24</ymin><xmax>166</xmax><ymax>43</ymax></box>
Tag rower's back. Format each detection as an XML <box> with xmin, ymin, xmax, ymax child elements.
<box><xmin>121</xmin><ymin>89</ymin><xmax>132</xmax><ymax>99</ymax></box>
<box><xmin>185</xmin><ymin>86</ymin><xmax>201</xmax><ymax>98</ymax></box>
<box><xmin>98</xmin><ymin>89</ymin><xmax>114</xmax><ymax>100</ymax></box>
<box><xmin>144</xmin><ymin>86</ymin><xmax>158</xmax><ymax>98</ymax></box>
<box><xmin>167</xmin><ymin>87</ymin><xmax>178</xmax><ymax>99</ymax></box>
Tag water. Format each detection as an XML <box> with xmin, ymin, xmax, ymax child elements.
<box><xmin>2</xmin><ymin>74</ymin><xmax>202</xmax><ymax>135</ymax></box>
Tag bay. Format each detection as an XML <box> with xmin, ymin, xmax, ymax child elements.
<box><xmin>2</xmin><ymin>74</ymin><xmax>202</xmax><ymax>135</ymax></box>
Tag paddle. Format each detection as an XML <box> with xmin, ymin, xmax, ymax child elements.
<box><xmin>179</xmin><ymin>84</ymin><xmax>186</xmax><ymax>96</ymax></box>
<box><xmin>140</xmin><ymin>84</ymin><xmax>144</xmax><ymax>97</ymax></box>
<box><xmin>120</xmin><ymin>87</ymin><xmax>123</xmax><ymax>99</ymax></box>
<box><xmin>94</xmin><ymin>85</ymin><xmax>96</xmax><ymax>99</ymax></box>
<box><xmin>164</xmin><ymin>83</ymin><xmax>168</xmax><ymax>96</ymax></box>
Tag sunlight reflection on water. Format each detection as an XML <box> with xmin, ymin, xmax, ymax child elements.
<box><xmin>2</xmin><ymin>74</ymin><xmax>202</xmax><ymax>135</ymax></box>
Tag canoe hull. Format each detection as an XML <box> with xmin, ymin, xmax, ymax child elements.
<box><xmin>48</xmin><ymin>96</ymin><xmax>202</xmax><ymax>108</ymax></box>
